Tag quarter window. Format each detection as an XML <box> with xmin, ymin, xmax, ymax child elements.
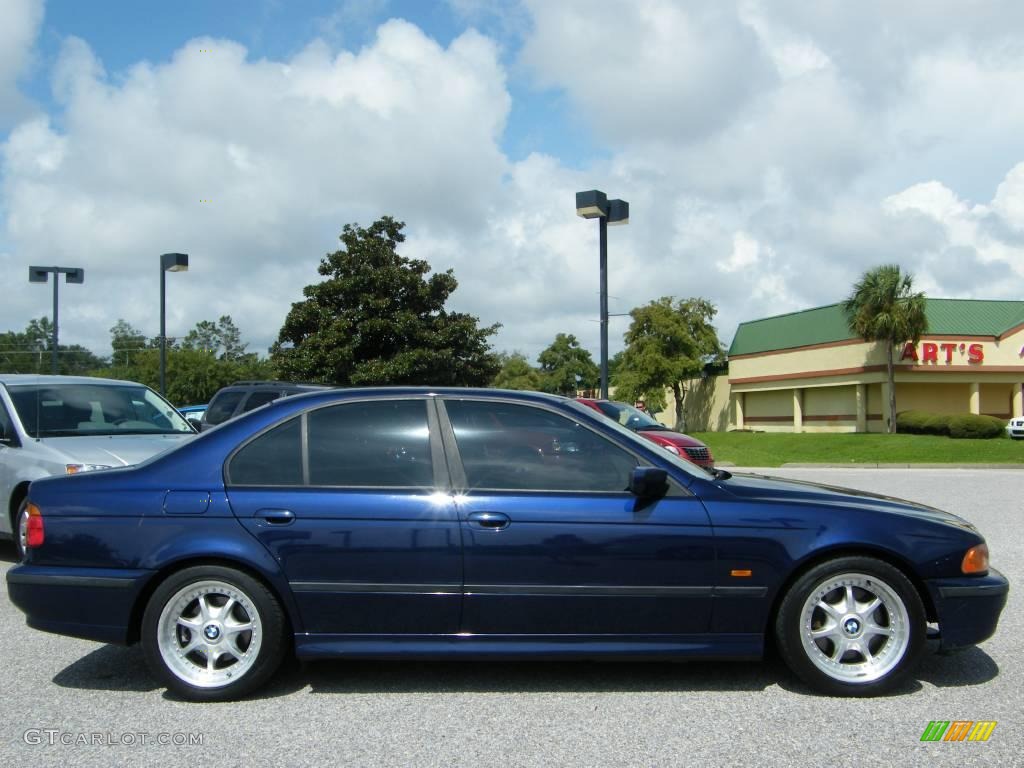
<box><xmin>444</xmin><ymin>400</ymin><xmax>637</xmax><ymax>492</ymax></box>
<box><xmin>228</xmin><ymin>417</ymin><xmax>303</xmax><ymax>486</ymax></box>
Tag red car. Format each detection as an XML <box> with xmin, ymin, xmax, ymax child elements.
<box><xmin>576</xmin><ymin>398</ymin><xmax>715</xmax><ymax>469</ymax></box>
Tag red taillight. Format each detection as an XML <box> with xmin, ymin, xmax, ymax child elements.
<box><xmin>25</xmin><ymin>503</ymin><xmax>44</xmax><ymax>548</ymax></box>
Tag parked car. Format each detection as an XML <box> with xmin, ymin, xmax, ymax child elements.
<box><xmin>1007</xmin><ymin>416</ymin><xmax>1024</xmax><ymax>439</ymax></box>
<box><xmin>6</xmin><ymin>388</ymin><xmax>1007</xmax><ymax>701</ymax></box>
<box><xmin>0</xmin><ymin>374</ymin><xmax>197</xmax><ymax>557</ymax></box>
<box><xmin>177</xmin><ymin>404</ymin><xmax>207</xmax><ymax>425</ymax></box>
<box><xmin>199</xmin><ymin>380</ymin><xmax>330</xmax><ymax>431</ymax></box>
<box><xmin>577</xmin><ymin>397</ymin><xmax>714</xmax><ymax>468</ymax></box>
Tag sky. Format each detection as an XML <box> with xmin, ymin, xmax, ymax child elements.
<box><xmin>2</xmin><ymin>0</ymin><xmax>1024</xmax><ymax>365</ymax></box>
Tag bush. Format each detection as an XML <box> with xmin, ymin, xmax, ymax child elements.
<box><xmin>947</xmin><ymin>414</ymin><xmax>1007</xmax><ymax>440</ymax></box>
<box><xmin>896</xmin><ymin>410</ymin><xmax>950</xmax><ymax>435</ymax></box>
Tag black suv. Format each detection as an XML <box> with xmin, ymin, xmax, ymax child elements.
<box><xmin>199</xmin><ymin>381</ymin><xmax>331</xmax><ymax>431</ymax></box>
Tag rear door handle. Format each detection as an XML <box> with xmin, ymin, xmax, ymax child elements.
<box><xmin>467</xmin><ymin>511</ymin><xmax>510</xmax><ymax>530</ymax></box>
<box><xmin>257</xmin><ymin>508</ymin><xmax>295</xmax><ymax>525</ymax></box>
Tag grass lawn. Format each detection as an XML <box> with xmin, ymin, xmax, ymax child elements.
<box><xmin>689</xmin><ymin>431</ymin><xmax>1024</xmax><ymax>467</ymax></box>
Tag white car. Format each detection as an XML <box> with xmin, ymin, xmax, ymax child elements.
<box><xmin>0</xmin><ymin>374</ymin><xmax>197</xmax><ymax>557</ymax></box>
<box><xmin>1008</xmin><ymin>416</ymin><xmax>1024</xmax><ymax>440</ymax></box>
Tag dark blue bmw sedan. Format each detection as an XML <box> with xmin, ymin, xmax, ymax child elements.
<box><xmin>6</xmin><ymin>388</ymin><xmax>1008</xmax><ymax>701</ymax></box>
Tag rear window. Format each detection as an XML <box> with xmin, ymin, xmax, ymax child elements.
<box><xmin>205</xmin><ymin>390</ymin><xmax>245</xmax><ymax>425</ymax></box>
<box><xmin>241</xmin><ymin>391</ymin><xmax>282</xmax><ymax>412</ymax></box>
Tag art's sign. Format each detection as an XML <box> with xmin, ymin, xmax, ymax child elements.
<box><xmin>900</xmin><ymin>342</ymin><xmax>984</xmax><ymax>364</ymax></box>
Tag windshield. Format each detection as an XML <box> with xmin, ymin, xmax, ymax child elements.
<box><xmin>565</xmin><ymin>400</ymin><xmax>706</xmax><ymax>480</ymax></box>
<box><xmin>8</xmin><ymin>383</ymin><xmax>194</xmax><ymax>438</ymax></box>
<box><xmin>594</xmin><ymin>400</ymin><xmax>663</xmax><ymax>430</ymax></box>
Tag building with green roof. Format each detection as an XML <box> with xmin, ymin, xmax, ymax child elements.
<box><xmin>687</xmin><ymin>299</ymin><xmax>1024</xmax><ymax>433</ymax></box>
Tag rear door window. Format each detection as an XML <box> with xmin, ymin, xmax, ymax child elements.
<box><xmin>241</xmin><ymin>391</ymin><xmax>281</xmax><ymax>413</ymax></box>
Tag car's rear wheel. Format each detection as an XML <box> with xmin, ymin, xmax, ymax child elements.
<box><xmin>775</xmin><ymin>556</ymin><xmax>926</xmax><ymax>696</ymax></box>
<box><xmin>141</xmin><ymin>565</ymin><xmax>286</xmax><ymax>701</ymax></box>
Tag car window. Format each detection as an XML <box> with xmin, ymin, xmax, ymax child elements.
<box><xmin>205</xmin><ymin>390</ymin><xmax>245</xmax><ymax>425</ymax></box>
<box><xmin>7</xmin><ymin>384</ymin><xmax>192</xmax><ymax>437</ymax></box>
<box><xmin>241</xmin><ymin>391</ymin><xmax>281</xmax><ymax>413</ymax></box>
<box><xmin>228</xmin><ymin>417</ymin><xmax>303</xmax><ymax>485</ymax></box>
<box><xmin>444</xmin><ymin>400</ymin><xmax>638</xmax><ymax>492</ymax></box>
<box><xmin>0</xmin><ymin>399</ymin><xmax>14</xmax><ymax>442</ymax></box>
<box><xmin>307</xmin><ymin>400</ymin><xmax>432</xmax><ymax>487</ymax></box>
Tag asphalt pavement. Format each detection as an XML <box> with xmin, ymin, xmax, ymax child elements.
<box><xmin>0</xmin><ymin>467</ymin><xmax>1020</xmax><ymax>767</ymax></box>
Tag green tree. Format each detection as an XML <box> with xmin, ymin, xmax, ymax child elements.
<box><xmin>843</xmin><ymin>264</ymin><xmax>927</xmax><ymax>433</ymax></box>
<box><xmin>110</xmin><ymin>319</ymin><xmax>147</xmax><ymax>367</ymax></box>
<box><xmin>537</xmin><ymin>333</ymin><xmax>599</xmax><ymax>395</ymax></box>
<box><xmin>612</xmin><ymin>297</ymin><xmax>723</xmax><ymax>430</ymax></box>
<box><xmin>0</xmin><ymin>318</ymin><xmax>103</xmax><ymax>374</ymax></box>
<box><xmin>182</xmin><ymin>315</ymin><xmax>248</xmax><ymax>360</ymax></box>
<box><xmin>271</xmin><ymin>216</ymin><xmax>500</xmax><ymax>386</ymax></box>
<box><xmin>492</xmin><ymin>352</ymin><xmax>543</xmax><ymax>391</ymax></box>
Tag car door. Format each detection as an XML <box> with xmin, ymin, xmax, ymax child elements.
<box><xmin>439</xmin><ymin>397</ymin><xmax>715</xmax><ymax>637</ymax></box>
<box><xmin>226</xmin><ymin>396</ymin><xmax>462</xmax><ymax>636</ymax></box>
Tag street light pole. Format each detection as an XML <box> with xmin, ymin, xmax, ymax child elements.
<box><xmin>575</xmin><ymin>191</ymin><xmax>629</xmax><ymax>400</ymax></box>
<box><xmin>159</xmin><ymin>253</ymin><xmax>189</xmax><ymax>396</ymax></box>
<box><xmin>28</xmin><ymin>266</ymin><xmax>85</xmax><ymax>375</ymax></box>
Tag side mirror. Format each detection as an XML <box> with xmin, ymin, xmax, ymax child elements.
<box><xmin>629</xmin><ymin>467</ymin><xmax>668</xmax><ymax>498</ymax></box>
<box><xmin>187</xmin><ymin>417</ymin><xmax>203</xmax><ymax>432</ymax></box>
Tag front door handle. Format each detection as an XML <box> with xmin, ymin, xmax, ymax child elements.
<box><xmin>257</xmin><ymin>508</ymin><xmax>295</xmax><ymax>525</ymax></box>
<box><xmin>467</xmin><ymin>511</ymin><xmax>510</xmax><ymax>530</ymax></box>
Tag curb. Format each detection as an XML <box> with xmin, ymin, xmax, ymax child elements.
<box><xmin>778</xmin><ymin>463</ymin><xmax>1024</xmax><ymax>469</ymax></box>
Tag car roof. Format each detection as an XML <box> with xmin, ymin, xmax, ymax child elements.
<box><xmin>0</xmin><ymin>374</ymin><xmax>146</xmax><ymax>387</ymax></box>
<box><xmin>266</xmin><ymin>386</ymin><xmax>573</xmax><ymax>409</ymax></box>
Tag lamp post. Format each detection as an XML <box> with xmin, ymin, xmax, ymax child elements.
<box><xmin>28</xmin><ymin>266</ymin><xmax>85</xmax><ymax>374</ymax></box>
<box><xmin>159</xmin><ymin>252</ymin><xmax>189</xmax><ymax>396</ymax></box>
<box><xmin>575</xmin><ymin>190</ymin><xmax>629</xmax><ymax>400</ymax></box>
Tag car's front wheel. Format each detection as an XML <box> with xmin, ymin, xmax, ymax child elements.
<box><xmin>141</xmin><ymin>565</ymin><xmax>286</xmax><ymax>701</ymax></box>
<box><xmin>13</xmin><ymin>498</ymin><xmax>29</xmax><ymax>560</ymax></box>
<box><xmin>775</xmin><ymin>556</ymin><xmax>926</xmax><ymax>696</ymax></box>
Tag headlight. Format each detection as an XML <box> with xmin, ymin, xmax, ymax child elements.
<box><xmin>663</xmin><ymin>444</ymin><xmax>681</xmax><ymax>455</ymax></box>
<box><xmin>961</xmin><ymin>544</ymin><xmax>989</xmax><ymax>575</ymax></box>
<box><xmin>65</xmin><ymin>463</ymin><xmax>114</xmax><ymax>474</ymax></box>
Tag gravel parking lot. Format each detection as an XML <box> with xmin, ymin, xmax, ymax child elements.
<box><xmin>1</xmin><ymin>468</ymin><xmax>1020</xmax><ymax>768</ymax></box>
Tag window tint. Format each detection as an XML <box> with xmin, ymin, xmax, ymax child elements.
<box><xmin>241</xmin><ymin>391</ymin><xmax>281</xmax><ymax>413</ymax></box>
<box><xmin>445</xmin><ymin>400</ymin><xmax>638</xmax><ymax>492</ymax></box>
<box><xmin>229</xmin><ymin>417</ymin><xmax>302</xmax><ymax>485</ymax></box>
<box><xmin>0</xmin><ymin>400</ymin><xmax>14</xmax><ymax>441</ymax></box>
<box><xmin>205</xmin><ymin>391</ymin><xmax>245</xmax><ymax>424</ymax></box>
<box><xmin>307</xmin><ymin>400</ymin><xmax>432</xmax><ymax>487</ymax></box>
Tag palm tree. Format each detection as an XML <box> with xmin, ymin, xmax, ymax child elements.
<box><xmin>843</xmin><ymin>265</ymin><xmax>927</xmax><ymax>433</ymax></box>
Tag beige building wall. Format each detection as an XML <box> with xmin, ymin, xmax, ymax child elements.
<box><xmin>721</xmin><ymin>325</ymin><xmax>1024</xmax><ymax>433</ymax></box>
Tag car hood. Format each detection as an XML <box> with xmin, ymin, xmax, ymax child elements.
<box><xmin>37</xmin><ymin>433</ymin><xmax>195</xmax><ymax>467</ymax></box>
<box><xmin>718</xmin><ymin>472</ymin><xmax>973</xmax><ymax>528</ymax></box>
<box><xmin>638</xmin><ymin>428</ymin><xmax>702</xmax><ymax>447</ymax></box>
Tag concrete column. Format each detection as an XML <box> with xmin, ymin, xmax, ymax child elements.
<box><xmin>969</xmin><ymin>382</ymin><xmax>980</xmax><ymax>415</ymax></box>
<box><xmin>734</xmin><ymin>392</ymin><xmax>745</xmax><ymax>430</ymax></box>
<box><xmin>793</xmin><ymin>388</ymin><xmax>804</xmax><ymax>434</ymax></box>
<box><xmin>880</xmin><ymin>381</ymin><xmax>891</xmax><ymax>431</ymax></box>
<box><xmin>855</xmin><ymin>384</ymin><xmax>867</xmax><ymax>433</ymax></box>
<box><xmin>1013</xmin><ymin>384</ymin><xmax>1023</xmax><ymax>418</ymax></box>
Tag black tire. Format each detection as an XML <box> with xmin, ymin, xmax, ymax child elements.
<box><xmin>775</xmin><ymin>556</ymin><xmax>926</xmax><ymax>696</ymax></box>
<box><xmin>141</xmin><ymin>565</ymin><xmax>287</xmax><ymax>701</ymax></box>
<box><xmin>13</xmin><ymin>497</ymin><xmax>29</xmax><ymax>561</ymax></box>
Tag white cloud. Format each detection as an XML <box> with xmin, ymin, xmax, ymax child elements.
<box><xmin>4</xmin><ymin>2</ymin><xmax>1024</xmax><ymax>373</ymax></box>
<box><xmin>0</xmin><ymin>0</ymin><xmax>44</xmax><ymax>128</ymax></box>
<box><xmin>1</xmin><ymin>22</ymin><xmax>514</xmax><ymax>357</ymax></box>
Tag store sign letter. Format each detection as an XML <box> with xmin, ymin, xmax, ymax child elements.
<box><xmin>901</xmin><ymin>342</ymin><xmax>984</xmax><ymax>365</ymax></box>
